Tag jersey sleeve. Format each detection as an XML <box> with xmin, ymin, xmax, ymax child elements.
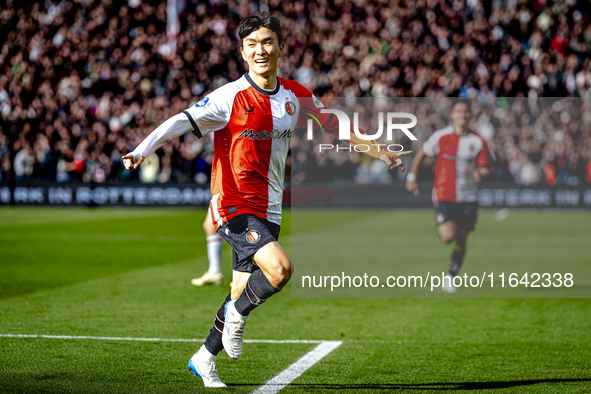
<box><xmin>129</xmin><ymin>85</ymin><xmax>235</xmax><ymax>160</ymax></box>
<box><xmin>129</xmin><ymin>113</ymin><xmax>193</xmax><ymax>160</ymax></box>
<box><xmin>182</xmin><ymin>86</ymin><xmax>233</xmax><ymax>138</ymax></box>
<box><xmin>477</xmin><ymin>139</ymin><xmax>494</xmax><ymax>167</ymax></box>
<box><xmin>422</xmin><ymin>131</ymin><xmax>440</xmax><ymax>158</ymax></box>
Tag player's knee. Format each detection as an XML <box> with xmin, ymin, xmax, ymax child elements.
<box><xmin>437</xmin><ymin>219</ymin><xmax>458</xmax><ymax>244</ymax></box>
<box><xmin>285</xmin><ymin>259</ymin><xmax>294</xmax><ymax>280</ymax></box>
<box><xmin>278</xmin><ymin>259</ymin><xmax>293</xmax><ymax>282</ymax></box>
<box><xmin>439</xmin><ymin>232</ymin><xmax>455</xmax><ymax>244</ymax></box>
<box><xmin>270</xmin><ymin>258</ymin><xmax>292</xmax><ymax>288</ymax></box>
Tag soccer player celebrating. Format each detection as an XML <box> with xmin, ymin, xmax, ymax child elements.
<box><xmin>123</xmin><ymin>13</ymin><xmax>410</xmax><ymax>387</ymax></box>
<box><xmin>405</xmin><ymin>101</ymin><xmax>494</xmax><ymax>293</ymax></box>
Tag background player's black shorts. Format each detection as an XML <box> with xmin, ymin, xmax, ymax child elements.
<box><xmin>217</xmin><ymin>214</ymin><xmax>281</xmax><ymax>273</ymax></box>
<box><xmin>434</xmin><ymin>201</ymin><xmax>478</xmax><ymax>232</ymax></box>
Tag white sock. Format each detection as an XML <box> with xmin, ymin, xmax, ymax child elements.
<box><xmin>194</xmin><ymin>345</ymin><xmax>216</xmax><ymax>362</ymax></box>
<box><xmin>206</xmin><ymin>235</ymin><xmax>223</xmax><ymax>275</ymax></box>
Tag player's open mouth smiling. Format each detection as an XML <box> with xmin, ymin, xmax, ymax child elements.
<box><xmin>255</xmin><ymin>59</ymin><xmax>269</xmax><ymax>65</ymax></box>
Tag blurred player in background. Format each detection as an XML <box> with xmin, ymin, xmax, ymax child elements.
<box><xmin>190</xmin><ymin>207</ymin><xmax>224</xmax><ymax>287</ymax></box>
<box><xmin>124</xmin><ymin>13</ymin><xmax>409</xmax><ymax>388</ymax></box>
<box><xmin>405</xmin><ymin>101</ymin><xmax>494</xmax><ymax>293</ymax></box>
<box><xmin>192</xmin><ymin>134</ymin><xmax>225</xmax><ymax>287</ymax></box>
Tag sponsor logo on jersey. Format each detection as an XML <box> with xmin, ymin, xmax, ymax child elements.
<box><xmin>195</xmin><ymin>97</ymin><xmax>209</xmax><ymax>107</ymax></box>
<box><xmin>285</xmin><ymin>101</ymin><xmax>296</xmax><ymax>116</ymax></box>
<box><xmin>244</xmin><ymin>105</ymin><xmax>255</xmax><ymax>114</ymax></box>
<box><xmin>312</xmin><ymin>95</ymin><xmax>324</xmax><ymax>108</ymax></box>
<box><xmin>246</xmin><ymin>229</ymin><xmax>261</xmax><ymax>244</ymax></box>
<box><xmin>239</xmin><ymin>128</ymin><xmax>292</xmax><ymax>140</ymax></box>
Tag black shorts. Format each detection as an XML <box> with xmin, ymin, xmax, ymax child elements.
<box><xmin>434</xmin><ymin>201</ymin><xmax>478</xmax><ymax>232</ymax></box>
<box><xmin>217</xmin><ymin>214</ymin><xmax>281</xmax><ymax>273</ymax></box>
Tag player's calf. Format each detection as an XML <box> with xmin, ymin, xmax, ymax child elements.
<box><xmin>449</xmin><ymin>230</ymin><xmax>468</xmax><ymax>277</ymax></box>
<box><xmin>223</xmin><ymin>269</ymin><xmax>283</xmax><ymax>359</ymax></box>
<box><xmin>449</xmin><ymin>244</ymin><xmax>465</xmax><ymax>277</ymax></box>
<box><xmin>265</xmin><ymin>258</ymin><xmax>293</xmax><ymax>289</ymax></box>
<box><xmin>202</xmin><ymin>294</ymin><xmax>232</xmax><ymax>356</ymax></box>
<box><xmin>235</xmin><ymin>269</ymin><xmax>282</xmax><ymax>315</ymax></box>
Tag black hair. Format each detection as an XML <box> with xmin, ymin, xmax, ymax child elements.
<box><xmin>452</xmin><ymin>99</ymin><xmax>472</xmax><ymax>113</ymax></box>
<box><xmin>238</xmin><ymin>12</ymin><xmax>283</xmax><ymax>47</ymax></box>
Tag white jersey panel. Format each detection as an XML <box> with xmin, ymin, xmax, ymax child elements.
<box><xmin>265</xmin><ymin>86</ymin><xmax>296</xmax><ymax>225</ymax></box>
<box><xmin>455</xmin><ymin>134</ymin><xmax>483</xmax><ymax>202</ymax></box>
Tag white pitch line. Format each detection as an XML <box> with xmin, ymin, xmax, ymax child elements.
<box><xmin>0</xmin><ymin>334</ymin><xmax>340</xmax><ymax>393</ymax></box>
<box><xmin>0</xmin><ymin>333</ymin><xmax>325</xmax><ymax>344</ymax></box>
<box><xmin>0</xmin><ymin>334</ymin><xmax>206</xmax><ymax>342</ymax></box>
<box><xmin>251</xmin><ymin>340</ymin><xmax>342</xmax><ymax>394</ymax></box>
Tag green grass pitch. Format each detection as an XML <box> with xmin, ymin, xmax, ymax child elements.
<box><xmin>0</xmin><ymin>207</ymin><xmax>590</xmax><ymax>393</ymax></box>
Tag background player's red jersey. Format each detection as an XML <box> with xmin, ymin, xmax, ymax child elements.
<box><xmin>422</xmin><ymin>125</ymin><xmax>494</xmax><ymax>203</ymax></box>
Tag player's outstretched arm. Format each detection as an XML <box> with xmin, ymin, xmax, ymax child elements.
<box><xmin>405</xmin><ymin>148</ymin><xmax>426</xmax><ymax>196</ymax></box>
<box><xmin>122</xmin><ymin>113</ymin><xmax>193</xmax><ymax>170</ymax></box>
<box><xmin>345</xmin><ymin>131</ymin><xmax>412</xmax><ymax>172</ymax></box>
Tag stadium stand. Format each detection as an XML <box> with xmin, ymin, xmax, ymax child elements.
<box><xmin>0</xmin><ymin>0</ymin><xmax>590</xmax><ymax>186</ymax></box>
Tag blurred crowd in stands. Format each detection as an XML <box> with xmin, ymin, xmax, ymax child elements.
<box><xmin>291</xmin><ymin>97</ymin><xmax>591</xmax><ymax>186</ymax></box>
<box><xmin>0</xmin><ymin>0</ymin><xmax>590</xmax><ymax>187</ymax></box>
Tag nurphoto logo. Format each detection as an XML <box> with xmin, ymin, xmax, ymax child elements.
<box><xmin>307</xmin><ymin>109</ymin><xmax>418</xmax><ymax>152</ymax></box>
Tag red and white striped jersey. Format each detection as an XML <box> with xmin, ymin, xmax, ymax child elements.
<box><xmin>180</xmin><ymin>74</ymin><xmax>331</xmax><ymax>229</ymax></box>
<box><xmin>422</xmin><ymin>125</ymin><xmax>494</xmax><ymax>203</ymax></box>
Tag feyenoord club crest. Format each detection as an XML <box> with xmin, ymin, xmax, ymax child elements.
<box><xmin>246</xmin><ymin>229</ymin><xmax>261</xmax><ymax>244</ymax></box>
<box><xmin>285</xmin><ymin>101</ymin><xmax>296</xmax><ymax>116</ymax></box>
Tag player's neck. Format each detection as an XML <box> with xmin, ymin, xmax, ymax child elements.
<box><xmin>248</xmin><ymin>71</ymin><xmax>277</xmax><ymax>91</ymax></box>
<box><xmin>454</xmin><ymin>125</ymin><xmax>470</xmax><ymax>136</ymax></box>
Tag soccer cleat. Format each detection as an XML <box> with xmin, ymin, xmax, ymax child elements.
<box><xmin>188</xmin><ymin>353</ymin><xmax>226</xmax><ymax>388</ymax></box>
<box><xmin>442</xmin><ymin>273</ymin><xmax>458</xmax><ymax>293</ymax></box>
<box><xmin>191</xmin><ymin>271</ymin><xmax>223</xmax><ymax>287</ymax></box>
<box><xmin>222</xmin><ymin>300</ymin><xmax>248</xmax><ymax>359</ymax></box>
